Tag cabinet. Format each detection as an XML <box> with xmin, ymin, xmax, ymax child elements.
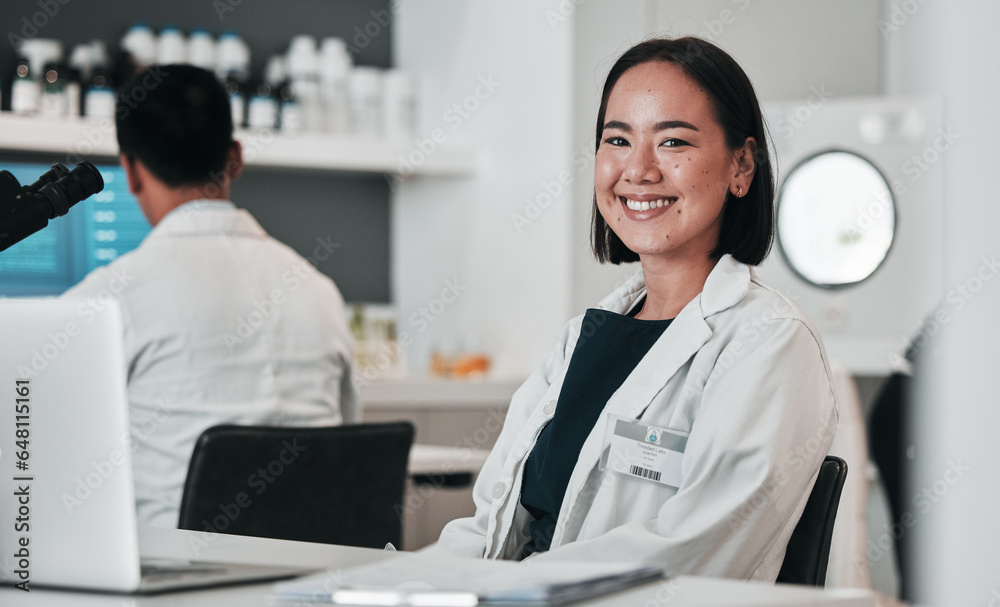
<box><xmin>361</xmin><ymin>376</ymin><xmax>520</xmax><ymax>549</ymax></box>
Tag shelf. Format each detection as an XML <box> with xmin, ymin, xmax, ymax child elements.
<box><xmin>0</xmin><ymin>113</ymin><xmax>477</xmax><ymax>176</ymax></box>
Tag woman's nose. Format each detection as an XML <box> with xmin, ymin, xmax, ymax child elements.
<box><xmin>624</xmin><ymin>144</ymin><xmax>661</xmax><ymax>183</ymax></box>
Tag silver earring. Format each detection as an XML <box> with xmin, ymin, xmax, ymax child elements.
<box><xmin>735</xmin><ymin>186</ymin><xmax>742</xmax><ymax>198</ymax></box>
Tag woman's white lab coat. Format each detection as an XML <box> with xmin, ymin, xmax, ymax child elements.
<box><xmin>436</xmin><ymin>255</ymin><xmax>838</xmax><ymax>582</ymax></box>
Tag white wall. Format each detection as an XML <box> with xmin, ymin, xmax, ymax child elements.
<box><xmin>394</xmin><ymin>2</ymin><xmax>574</xmax><ymax>376</ymax></box>
<box><xmin>883</xmin><ymin>1</ymin><xmax>1000</xmax><ymax>604</ymax></box>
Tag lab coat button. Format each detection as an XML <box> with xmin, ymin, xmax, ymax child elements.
<box><xmin>492</xmin><ymin>482</ymin><xmax>506</xmax><ymax>498</ymax></box>
<box><xmin>543</xmin><ymin>400</ymin><xmax>556</xmax><ymax>415</ymax></box>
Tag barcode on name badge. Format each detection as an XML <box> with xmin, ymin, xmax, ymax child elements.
<box><xmin>629</xmin><ymin>465</ymin><xmax>661</xmax><ymax>482</ymax></box>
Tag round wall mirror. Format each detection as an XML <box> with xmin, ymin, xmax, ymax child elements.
<box><xmin>776</xmin><ymin>150</ymin><xmax>896</xmax><ymax>288</ymax></box>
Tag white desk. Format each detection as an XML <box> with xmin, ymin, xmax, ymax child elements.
<box><xmin>0</xmin><ymin>527</ymin><xmax>875</xmax><ymax>606</ymax></box>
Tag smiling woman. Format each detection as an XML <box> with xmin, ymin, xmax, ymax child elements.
<box><xmin>433</xmin><ymin>37</ymin><xmax>838</xmax><ymax>584</ymax></box>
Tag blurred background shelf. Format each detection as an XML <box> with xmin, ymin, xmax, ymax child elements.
<box><xmin>0</xmin><ymin>113</ymin><xmax>477</xmax><ymax>176</ymax></box>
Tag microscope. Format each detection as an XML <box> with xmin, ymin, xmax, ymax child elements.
<box><xmin>0</xmin><ymin>162</ymin><xmax>105</xmax><ymax>252</ymax></box>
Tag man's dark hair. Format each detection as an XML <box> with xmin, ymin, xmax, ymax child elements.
<box><xmin>116</xmin><ymin>64</ymin><xmax>234</xmax><ymax>187</ymax></box>
<box><xmin>591</xmin><ymin>37</ymin><xmax>775</xmax><ymax>266</ymax></box>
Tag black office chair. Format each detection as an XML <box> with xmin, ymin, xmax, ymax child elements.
<box><xmin>776</xmin><ymin>455</ymin><xmax>848</xmax><ymax>587</ymax></box>
<box><xmin>178</xmin><ymin>422</ymin><xmax>414</xmax><ymax>549</ymax></box>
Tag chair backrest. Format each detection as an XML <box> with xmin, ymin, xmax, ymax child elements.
<box><xmin>178</xmin><ymin>422</ymin><xmax>414</xmax><ymax>549</ymax></box>
<box><xmin>776</xmin><ymin>455</ymin><xmax>848</xmax><ymax>587</ymax></box>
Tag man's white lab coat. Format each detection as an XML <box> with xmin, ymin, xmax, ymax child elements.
<box><xmin>436</xmin><ymin>255</ymin><xmax>837</xmax><ymax>582</ymax></box>
<box><xmin>63</xmin><ymin>200</ymin><xmax>358</xmax><ymax>527</ymax></box>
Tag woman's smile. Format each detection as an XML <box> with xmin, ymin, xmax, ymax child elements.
<box><xmin>620</xmin><ymin>196</ymin><xmax>678</xmax><ymax>213</ymax></box>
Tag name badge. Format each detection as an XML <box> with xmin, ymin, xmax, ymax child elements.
<box><xmin>599</xmin><ymin>416</ymin><xmax>688</xmax><ymax>488</ymax></box>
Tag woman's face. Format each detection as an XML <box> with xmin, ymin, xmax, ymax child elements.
<box><xmin>595</xmin><ymin>61</ymin><xmax>753</xmax><ymax>264</ymax></box>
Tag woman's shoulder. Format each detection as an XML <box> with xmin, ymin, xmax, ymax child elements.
<box><xmin>741</xmin><ymin>273</ymin><xmax>809</xmax><ymax>323</ymax></box>
<box><xmin>705</xmin><ymin>261</ymin><xmax>826</xmax><ymax>350</ymax></box>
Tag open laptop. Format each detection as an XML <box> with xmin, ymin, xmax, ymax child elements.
<box><xmin>0</xmin><ymin>298</ymin><xmax>313</xmax><ymax>593</ymax></box>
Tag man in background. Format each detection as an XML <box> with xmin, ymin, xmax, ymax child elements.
<box><xmin>63</xmin><ymin>64</ymin><xmax>358</xmax><ymax>527</ymax></box>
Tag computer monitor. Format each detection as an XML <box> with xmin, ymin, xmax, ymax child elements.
<box><xmin>0</xmin><ymin>153</ymin><xmax>150</xmax><ymax>297</ymax></box>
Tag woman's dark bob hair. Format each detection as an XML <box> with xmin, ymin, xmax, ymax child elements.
<box><xmin>591</xmin><ymin>37</ymin><xmax>775</xmax><ymax>266</ymax></box>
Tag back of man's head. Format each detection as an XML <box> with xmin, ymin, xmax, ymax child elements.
<box><xmin>116</xmin><ymin>64</ymin><xmax>233</xmax><ymax>188</ymax></box>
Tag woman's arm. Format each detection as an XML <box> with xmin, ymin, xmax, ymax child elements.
<box><xmin>531</xmin><ymin>316</ymin><xmax>838</xmax><ymax>580</ymax></box>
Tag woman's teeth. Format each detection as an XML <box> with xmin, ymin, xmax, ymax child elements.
<box><xmin>624</xmin><ymin>198</ymin><xmax>672</xmax><ymax>211</ymax></box>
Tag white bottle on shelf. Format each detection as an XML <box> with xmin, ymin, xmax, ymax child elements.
<box><xmin>188</xmin><ymin>30</ymin><xmax>217</xmax><ymax>71</ymax></box>
<box><xmin>247</xmin><ymin>56</ymin><xmax>282</xmax><ymax>130</ymax></box>
<box><xmin>10</xmin><ymin>59</ymin><xmax>40</xmax><ymax>116</ymax></box>
<box><xmin>12</xmin><ymin>39</ymin><xmax>62</xmax><ymax>116</ymax></box>
<box><xmin>39</xmin><ymin>62</ymin><xmax>69</xmax><ymax>118</ymax></box>
<box><xmin>69</xmin><ymin>43</ymin><xmax>93</xmax><ymax>82</ymax></box>
<box><xmin>286</xmin><ymin>35</ymin><xmax>321</xmax><ymax>132</ymax></box>
<box><xmin>217</xmin><ymin>32</ymin><xmax>250</xmax><ymax>128</ymax></box>
<box><xmin>81</xmin><ymin>40</ymin><xmax>115</xmax><ymax>119</ymax></box>
<box><xmin>157</xmin><ymin>26</ymin><xmax>188</xmax><ymax>65</ymax></box>
<box><xmin>269</xmin><ymin>56</ymin><xmax>301</xmax><ymax>134</ymax></box>
<box><xmin>382</xmin><ymin>69</ymin><xmax>417</xmax><ymax>141</ymax></box>
<box><xmin>121</xmin><ymin>23</ymin><xmax>158</xmax><ymax>69</ymax></box>
<box><xmin>319</xmin><ymin>37</ymin><xmax>352</xmax><ymax>134</ymax></box>
<box><xmin>349</xmin><ymin>66</ymin><xmax>383</xmax><ymax>138</ymax></box>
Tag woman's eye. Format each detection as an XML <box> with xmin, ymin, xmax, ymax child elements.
<box><xmin>661</xmin><ymin>138</ymin><xmax>689</xmax><ymax>148</ymax></box>
<box><xmin>603</xmin><ymin>136</ymin><xmax>629</xmax><ymax>147</ymax></box>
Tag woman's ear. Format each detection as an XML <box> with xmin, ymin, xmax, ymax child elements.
<box><xmin>730</xmin><ymin>137</ymin><xmax>757</xmax><ymax>197</ymax></box>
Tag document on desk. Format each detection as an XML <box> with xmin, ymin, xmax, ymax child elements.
<box><xmin>271</xmin><ymin>552</ymin><xmax>663</xmax><ymax>606</ymax></box>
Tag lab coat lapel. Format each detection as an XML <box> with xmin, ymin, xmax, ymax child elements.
<box><xmin>552</xmin><ymin>255</ymin><xmax>750</xmax><ymax>546</ymax></box>
<box><xmin>553</xmin><ymin>302</ymin><xmax>711</xmax><ymax>541</ymax></box>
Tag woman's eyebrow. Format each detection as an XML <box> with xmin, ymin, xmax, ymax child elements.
<box><xmin>602</xmin><ymin>119</ymin><xmax>700</xmax><ymax>132</ymax></box>
<box><xmin>655</xmin><ymin>120</ymin><xmax>699</xmax><ymax>131</ymax></box>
